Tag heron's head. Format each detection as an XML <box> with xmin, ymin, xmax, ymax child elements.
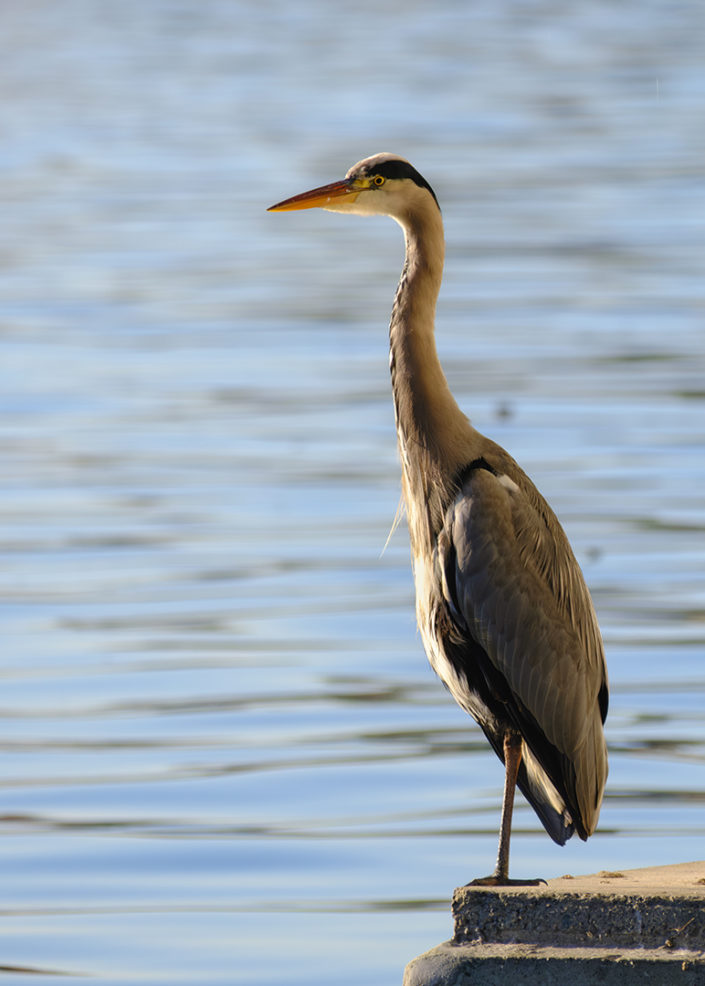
<box><xmin>268</xmin><ymin>153</ymin><xmax>440</xmax><ymax>223</ymax></box>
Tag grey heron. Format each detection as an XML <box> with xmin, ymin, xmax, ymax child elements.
<box><xmin>268</xmin><ymin>153</ymin><xmax>608</xmax><ymax>885</ymax></box>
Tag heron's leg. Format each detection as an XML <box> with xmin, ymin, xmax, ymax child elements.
<box><xmin>469</xmin><ymin>730</ymin><xmax>543</xmax><ymax>887</ymax></box>
<box><xmin>493</xmin><ymin>730</ymin><xmax>522</xmax><ymax>880</ymax></box>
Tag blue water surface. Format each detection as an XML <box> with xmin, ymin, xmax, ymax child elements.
<box><xmin>1</xmin><ymin>1</ymin><xmax>704</xmax><ymax>982</ymax></box>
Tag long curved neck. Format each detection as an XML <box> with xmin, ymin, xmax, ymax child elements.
<box><xmin>389</xmin><ymin>207</ymin><xmax>473</xmax><ymax>543</ymax></box>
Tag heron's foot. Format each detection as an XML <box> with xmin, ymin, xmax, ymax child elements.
<box><xmin>468</xmin><ymin>874</ymin><xmax>546</xmax><ymax>887</ymax></box>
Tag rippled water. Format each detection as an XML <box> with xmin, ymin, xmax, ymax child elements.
<box><xmin>1</xmin><ymin>1</ymin><xmax>704</xmax><ymax>983</ymax></box>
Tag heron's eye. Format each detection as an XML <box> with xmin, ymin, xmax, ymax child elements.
<box><xmin>372</xmin><ymin>175</ymin><xmax>385</xmax><ymax>187</ymax></box>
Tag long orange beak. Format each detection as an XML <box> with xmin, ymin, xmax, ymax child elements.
<box><xmin>268</xmin><ymin>179</ymin><xmax>358</xmax><ymax>212</ymax></box>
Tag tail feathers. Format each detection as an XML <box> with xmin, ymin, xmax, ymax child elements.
<box><xmin>518</xmin><ymin>720</ymin><xmax>608</xmax><ymax>846</ymax></box>
<box><xmin>517</xmin><ymin>744</ymin><xmax>576</xmax><ymax>846</ymax></box>
<box><xmin>478</xmin><ymin>717</ymin><xmax>606</xmax><ymax>847</ymax></box>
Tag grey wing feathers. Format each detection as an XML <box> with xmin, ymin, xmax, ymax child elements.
<box><xmin>438</xmin><ymin>465</ymin><xmax>608</xmax><ymax>839</ymax></box>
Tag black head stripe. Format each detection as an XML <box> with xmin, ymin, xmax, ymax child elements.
<box><xmin>368</xmin><ymin>159</ymin><xmax>439</xmax><ymax>209</ymax></box>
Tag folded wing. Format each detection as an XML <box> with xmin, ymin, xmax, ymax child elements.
<box><xmin>436</xmin><ymin>461</ymin><xmax>608</xmax><ymax>843</ymax></box>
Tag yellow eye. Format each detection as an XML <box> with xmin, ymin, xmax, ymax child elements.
<box><xmin>372</xmin><ymin>175</ymin><xmax>385</xmax><ymax>187</ymax></box>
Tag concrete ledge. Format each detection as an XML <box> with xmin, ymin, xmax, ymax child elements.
<box><xmin>404</xmin><ymin>941</ymin><xmax>704</xmax><ymax>986</ymax></box>
<box><xmin>403</xmin><ymin>862</ymin><xmax>705</xmax><ymax>985</ymax></box>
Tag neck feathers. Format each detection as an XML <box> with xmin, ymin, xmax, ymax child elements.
<box><xmin>389</xmin><ymin>203</ymin><xmax>475</xmax><ymax>547</ymax></box>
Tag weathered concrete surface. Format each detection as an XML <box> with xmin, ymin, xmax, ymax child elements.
<box><xmin>453</xmin><ymin>861</ymin><xmax>705</xmax><ymax>949</ymax></box>
<box><xmin>404</xmin><ymin>941</ymin><xmax>704</xmax><ymax>985</ymax></box>
<box><xmin>403</xmin><ymin>862</ymin><xmax>705</xmax><ymax>985</ymax></box>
